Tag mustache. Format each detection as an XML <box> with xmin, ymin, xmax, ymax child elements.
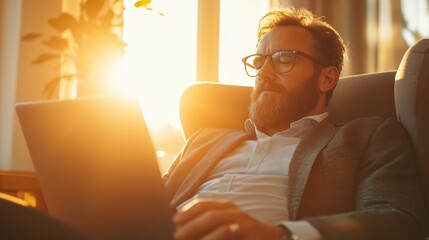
<box><xmin>255</xmin><ymin>81</ymin><xmax>286</xmax><ymax>95</ymax></box>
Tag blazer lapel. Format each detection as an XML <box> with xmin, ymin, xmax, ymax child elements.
<box><xmin>287</xmin><ymin>116</ymin><xmax>341</xmax><ymax>219</ymax></box>
<box><xmin>171</xmin><ymin>131</ymin><xmax>253</xmax><ymax>208</ymax></box>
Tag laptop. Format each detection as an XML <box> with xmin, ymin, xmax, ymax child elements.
<box><xmin>15</xmin><ymin>96</ymin><xmax>174</xmax><ymax>240</ymax></box>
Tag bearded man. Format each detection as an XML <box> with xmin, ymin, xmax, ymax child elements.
<box><xmin>164</xmin><ymin>7</ymin><xmax>427</xmax><ymax>240</ymax></box>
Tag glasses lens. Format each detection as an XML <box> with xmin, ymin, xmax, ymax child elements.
<box><xmin>243</xmin><ymin>51</ymin><xmax>298</xmax><ymax>77</ymax></box>
<box><xmin>272</xmin><ymin>51</ymin><xmax>295</xmax><ymax>73</ymax></box>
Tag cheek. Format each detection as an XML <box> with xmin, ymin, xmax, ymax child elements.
<box><xmin>278</xmin><ymin>69</ymin><xmax>316</xmax><ymax>92</ymax></box>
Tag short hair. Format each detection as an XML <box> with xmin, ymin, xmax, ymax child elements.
<box><xmin>257</xmin><ymin>8</ymin><xmax>346</xmax><ymax>105</ymax></box>
<box><xmin>257</xmin><ymin>7</ymin><xmax>346</xmax><ymax>73</ymax></box>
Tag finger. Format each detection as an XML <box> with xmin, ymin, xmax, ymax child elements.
<box><xmin>174</xmin><ymin>208</ymin><xmax>240</xmax><ymax>240</ymax></box>
<box><xmin>174</xmin><ymin>199</ymin><xmax>237</xmax><ymax>224</ymax></box>
<box><xmin>201</xmin><ymin>223</ymin><xmax>240</xmax><ymax>240</ymax></box>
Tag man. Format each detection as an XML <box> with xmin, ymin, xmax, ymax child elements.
<box><xmin>164</xmin><ymin>7</ymin><xmax>427</xmax><ymax>240</ymax></box>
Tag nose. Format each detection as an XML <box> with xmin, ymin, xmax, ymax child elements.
<box><xmin>257</xmin><ymin>57</ymin><xmax>276</xmax><ymax>82</ymax></box>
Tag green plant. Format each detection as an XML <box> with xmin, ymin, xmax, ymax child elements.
<box><xmin>21</xmin><ymin>0</ymin><xmax>155</xmax><ymax>96</ymax></box>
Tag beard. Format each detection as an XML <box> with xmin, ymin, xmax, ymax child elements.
<box><xmin>249</xmin><ymin>72</ymin><xmax>319</xmax><ymax>133</ymax></box>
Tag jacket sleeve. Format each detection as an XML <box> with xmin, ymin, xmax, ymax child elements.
<box><xmin>161</xmin><ymin>128</ymin><xmax>240</xmax><ymax>203</ymax></box>
<box><xmin>308</xmin><ymin>118</ymin><xmax>428</xmax><ymax>240</ymax></box>
<box><xmin>161</xmin><ymin>128</ymin><xmax>204</xmax><ymax>184</ymax></box>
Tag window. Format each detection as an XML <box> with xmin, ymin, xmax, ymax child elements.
<box><xmin>400</xmin><ymin>0</ymin><xmax>429</xmax><ymax>45</ymax></box>
<box><xmin>218</xmin><ymin>0</ymin><xmax>269</xmax><ymax>85</ymax></box>
<box><xmin>120</xmin><ymin>0</ymin><xmax>198</xmax><ymax>172</ymax></box>
<box><xmin>120</xmin><ymin>0</ymin><xmax>270</xmax><ymax>172</ymax></box>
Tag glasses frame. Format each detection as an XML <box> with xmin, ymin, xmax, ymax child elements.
<box><xmin>241</xmin><ymin>50</ymin><xmax>325</xmax><ymax>77</ymax></box>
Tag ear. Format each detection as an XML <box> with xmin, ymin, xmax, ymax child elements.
<box><xmin>318</xmin><ymin>66</ymin><xmax>339</xmax><ymax>93</ymax></box>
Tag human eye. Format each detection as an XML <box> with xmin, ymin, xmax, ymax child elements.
<box><xmin>275</xmin><ymin>51</ymin><xmax>294</xmax><ymax>64</ymax></box>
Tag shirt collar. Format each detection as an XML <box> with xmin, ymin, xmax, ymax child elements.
<box><xmin>244</xmin><ymin>112</ymin><xmax>329</xmax><ymax>138</ymax></box>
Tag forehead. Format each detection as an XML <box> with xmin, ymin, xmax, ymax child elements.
<box><xmin>257</xmin><ymin>26</ymin><xmax>315</xmax><ymax>54</ymax></box>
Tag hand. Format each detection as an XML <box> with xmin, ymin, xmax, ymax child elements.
<box><xmin>173</xmin><ymin>199</ymin><xmax>285</xmax><ymax>240</ymax></box>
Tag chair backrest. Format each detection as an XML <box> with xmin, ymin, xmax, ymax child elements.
<box><xmin>179</xmin><ymin>82</ymin><xmax>252</xmax><ymax>139</ymax></box>
<box><xmin>394</xmin><ymin>39</ymin><xmax>429</xmax><ymax>215</ymax></box>
<box><xmin>179</xmin><ymin>71</ymin><xmax>396</xmax><ymax>139</ymax></box>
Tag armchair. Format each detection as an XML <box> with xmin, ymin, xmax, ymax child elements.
<box><xmin>179</xmin><ymin>71</ymin><xmax>396</xmax><ymax>139</ymax></box>
<box><xmin>179</xmin><ymin>39</ymin><xmax>429</xmax><ymax>235</ymax></box>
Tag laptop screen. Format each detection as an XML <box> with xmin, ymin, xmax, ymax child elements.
<box><xmin>16</xmin><ymin>96</ymin><xmax>174</xmax><ymax>240</ymax></box>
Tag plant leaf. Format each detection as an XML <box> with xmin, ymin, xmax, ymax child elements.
<box><xmin>145</xmin><ymin>6</ymin><xmax>164</xmax><ymax>16</ymax></box>
<box><xmin>43</xmin><ymin>76</ymin><xmax>61</xmax><ymax>97</ymax></box>
<box><xmin>48</xmin><ymin>13</ymin><xmax>78</xmax><ymax>32</ymax></box>
<box><xmin>99</xmin><ymin>9</ymin><xmax>114</xmax><ymax>29</ymax></box>
<box><xmin>71</xmin><ymin>21</ymin><xmax>87</xmax><ymax>44</ymax></box>
<box><xmin>134</xmin><ymin>0</ymin><xmax>152</xmax><ymax>8</ymax></box>
<box><xmin>32</xmin><ymin>53</ymin><xmax>60</xmax><ymax>64</ymax></box>
<box><xmin>43</xmin><ymin>74</ymin><xmax>76</xmax><ymax>97</ymax></box>
<box><xmin>21</xmin><ymin>33</ymin><xmax>43</xmax><ymax>41</ymax></box>
<box><xmin>61</xmin><ymin>74</ymin><xmax>77</xmax><ymax>80</ymax></box>
<box><xmin>42</xmin><ymin>36</ymin><xmax>69</xmax><ymax>51</ymax></box>
<box><xmin>84</xmin><ymin>0</ymin><xmax>105</xmax><ymax>19</ymax></box>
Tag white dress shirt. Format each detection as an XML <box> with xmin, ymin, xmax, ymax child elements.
<box><xmin>178</xmin><ymin>113</ymin><xmax>329</xmax><ymax>240</ymax></box>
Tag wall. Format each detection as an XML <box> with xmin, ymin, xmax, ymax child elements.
<box><xmin>0</xmin><ymin>0</ymin><xmax>22</xmax><ymax>169</ymax></box>
<box><xmin>0</xmin><ymin>0</ymin><xmax>62</xmax><ymax>170</ymax></box>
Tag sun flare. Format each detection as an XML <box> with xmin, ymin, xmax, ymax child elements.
<box><xmin>109</xmin><ymin>0</ymin><xmax>197</xmax><ymax>129</ymax></box>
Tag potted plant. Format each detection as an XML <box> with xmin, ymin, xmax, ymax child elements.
<box><xmin>21</xmin><ymin>0</ymin><xmax>155</xmax><ymax>97</ymax></box>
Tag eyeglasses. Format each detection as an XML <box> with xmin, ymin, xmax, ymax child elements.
<box><xmin>241</xmin><ymin>50</ymin><xmax>324</xmax><ymax>77</ymax></box>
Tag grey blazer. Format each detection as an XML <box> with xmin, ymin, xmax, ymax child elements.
<box><xmin>163</xmin><ymin>116</ymin><xmax>428</xmax><ymax>239</ymax></box>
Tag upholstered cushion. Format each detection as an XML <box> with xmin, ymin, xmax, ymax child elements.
<box><xmin>327</xmin><ymin>71</ymin><xmax>396</xmax><ymax>122</ymax></box>
<box><xmin>180</xmin><ymin>83</ymin><xmax>252</xmax><ymax>139</ymax></box>
<box><xmin>394</xmin><ymin>39</ymin><xmax>429</xmax><ymax>206</ymax></box>
<box><xmin>179</xmin><ymin>71</ymin><xmax>397</xmax><ymax>139</ymax></box>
